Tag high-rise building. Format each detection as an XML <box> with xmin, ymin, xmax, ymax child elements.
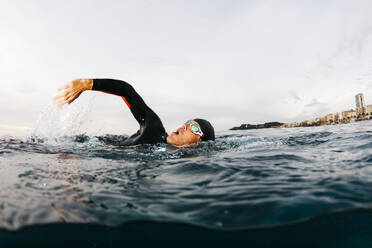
<box><xmin>355</xmin><ymin>93</ymin><xmax>366</xmax><ymax>116</ymax></box>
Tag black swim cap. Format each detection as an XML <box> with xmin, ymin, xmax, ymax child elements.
<box><xmin>194</xmin><ymin>118</ymin><xmax>215</xmax><ymax>141</ymax></box>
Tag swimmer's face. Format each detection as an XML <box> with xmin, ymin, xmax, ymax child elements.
<box><xmin>166</xmin><ymin>120</ymin><xmax>201</xmax><ymax>147</ymax></box>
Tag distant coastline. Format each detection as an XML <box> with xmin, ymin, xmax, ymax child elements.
<box><xmin>280</xmin><ymin>93</ymin><xmax>371</xmax><ymax>128</ymax></box>
<box><xmin>230</xmin><ymin>122</ymin><xmax>283</xmax><ymax>130</ymax></box>
<box><xmin>230</xmin><ymin>93</ymin><xmax>372</xmax><ymax>130</ymax></box>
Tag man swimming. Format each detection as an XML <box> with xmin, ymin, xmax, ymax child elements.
<box><xmin>53</xmin><ymin>78</ymin><xmax>215</xmax><ymax>147</ymax></box>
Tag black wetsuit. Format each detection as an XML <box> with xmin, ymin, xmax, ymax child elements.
<box><xmin>92</xmin><ymin>79</ymin><xmax>168</xmax><ymax>145</ymax></box>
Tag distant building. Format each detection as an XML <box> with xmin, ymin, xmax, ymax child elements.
<box><xmin>342</xmin><ymin>109</ymin><xmax>357</xmax><ymax>122</ymax></box>
<box><xmin>325</xmin><ymin>113</ymin><xmax>334</xmax><ymax>124</ymax></box>
<box><xmin>320</xmin><ymin>116</ymin><xmax>326</xmax><ymax>125</ymax></box>
<box><xmin>280</xmin><ymin>93</ymin><xmax>371</xmax><ymax>129</ymax></box>
<box><xmin>333</xmin><ymin>112</ymin><xmax>340</xmax><ymax>124</ymax></box>
<box><xmin>291</xmin><ymin>122</ymin><xmax>299</xmax><ymax>127</ymax></box>
<box><xmin>367</xmin><ymin>104</ymin><xmax>372</xmax><ymax>116</ymax></box>
<box><xmin>355</xmin><ymin>93</ymin><xmax>366</xmax><ymax>116</ymax></box>
<box><xmin>305</xmin><ymin>120</ymin><xmax>315</xmax><ymax>126</ymax></box>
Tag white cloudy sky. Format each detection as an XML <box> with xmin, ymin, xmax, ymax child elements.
<box><xmin>1</xmin><ymin>0</ymin><xmax>372</xmax><ymax>136</ymax></box>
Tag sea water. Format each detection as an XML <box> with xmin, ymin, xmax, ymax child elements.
<box><xmin>0</xmin><ymin>104</ymin><xmax>371</xmax><ymax>247</ymax></box>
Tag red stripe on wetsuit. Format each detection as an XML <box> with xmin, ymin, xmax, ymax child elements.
<box><xmin>97</xmin><ymin>90</ymin><xmax>131</xmax><ymax>109</ymax></box>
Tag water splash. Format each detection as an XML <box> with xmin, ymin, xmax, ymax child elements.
<box><xmin>25</xmin><ymin>94</ymin><xmax>96</xmax><ymax>143</ymax></box>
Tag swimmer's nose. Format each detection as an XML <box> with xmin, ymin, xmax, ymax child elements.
<box><xmin>176</xmin><ymin>125</ymin><xmax>186</xmax><ymax>134</ymax></box>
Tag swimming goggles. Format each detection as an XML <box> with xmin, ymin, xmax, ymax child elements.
<box><xmin>185</xmin><ymin>120</ymin><xmax>204</xmax><ymax>137</ymax></box>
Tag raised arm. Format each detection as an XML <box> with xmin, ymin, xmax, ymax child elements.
<box><xmin>54</xmin><ymin>78</ymin><xmax>156</xmax><ymax>126</ymax></box>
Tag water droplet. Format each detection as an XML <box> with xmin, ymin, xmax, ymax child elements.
<box><xmin>215</xmin><ymin>221</ymin><xmax>223</xmax><ymax>227</ymax></box>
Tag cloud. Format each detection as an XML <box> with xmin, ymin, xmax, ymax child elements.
<box><xmin>304</xmin><ymin>98</ymin><xmax>322</xmax><ymax>107</ymax></box>
<box><xmin>1</xmin><ymin>1</ymin><xmax>372</xmax><ymax>135</ymax></box>
<box><xmin>289</xmin><ymin>90</ymin><xmax>301</xmax><ymax>103</ymax></box>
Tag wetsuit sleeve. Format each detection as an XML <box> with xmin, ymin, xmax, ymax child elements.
<box><xmin>92</xmin><ymin>78</ymin><xmax>154</xmax><ymax>125</ymax></box>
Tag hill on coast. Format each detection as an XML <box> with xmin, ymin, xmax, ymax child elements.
<box><xmin>230</xmin><ymin>122</ymin><xmax>283</xmax><ymax>130</ymax></box>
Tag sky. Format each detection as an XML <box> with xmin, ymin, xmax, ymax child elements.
<box><xmin>1</xmin><ymin>0</ymin><xmax>372</xmax><ymax>136</ymax></box>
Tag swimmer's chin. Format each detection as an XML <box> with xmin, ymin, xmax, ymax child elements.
<box><xmin>170</xmin><ymin>143</ymin><xmax>199</xmax><ymax>149</ymax></box>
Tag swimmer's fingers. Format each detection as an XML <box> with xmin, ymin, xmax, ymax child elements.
<box><xmin>53</xmin><ymin>90</ymin><xmax>74</xmax><ymax>107</ymax></box>
<box><xmin>57</xmin><ymin>80</ymin><xmax>80</xmax><ymax>94</ymax></box>
<box><xmin>54</xmin><ymin>79</ymin><xmax>92</xmax><ymax>107</ymax></box>
<box><xmin>54</xmin><ymin>83</ymin><xmax>79</xmax><ymax>107</ymax></box>
<box><xmin>66</xmin><ymin>91</ymin><xmax>82</xmax><ymax>104</ymax></box>
<box><xmin>54</xmin><ymin>92</ymin><xmax>79</xmax><ymax>107</ymax></box>
<box><xmin>57</xmin><ymin>84</ymin><xmax>71</xmax><ymax>92</ymax></box>
<box><xmin>53</xmin><ymin>94</ymin><xmax>68</xmax><ymax>107</ymax></box>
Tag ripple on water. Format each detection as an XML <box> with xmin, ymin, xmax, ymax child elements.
<box><xmin>0</xmin><ymin>121</ymin><xmax>371</xmax><ymax>230</ymax></box>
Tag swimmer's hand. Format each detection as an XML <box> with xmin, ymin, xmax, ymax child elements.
<box><xmin>53</xmin><ymin>79</ymin><xmax>93</xmax><ymax>107</ymax></box>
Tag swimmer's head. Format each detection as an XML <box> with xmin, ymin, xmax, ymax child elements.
<box><xmin>166</xmin><ymin>118</ymin><xmax>215</xmax><ymax>147</ymax></box>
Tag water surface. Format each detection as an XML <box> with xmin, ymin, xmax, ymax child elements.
<box><xmin>0</xmin><ymin>121</ymin><xmax>371</xmax><ymax>232</ymax></box>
